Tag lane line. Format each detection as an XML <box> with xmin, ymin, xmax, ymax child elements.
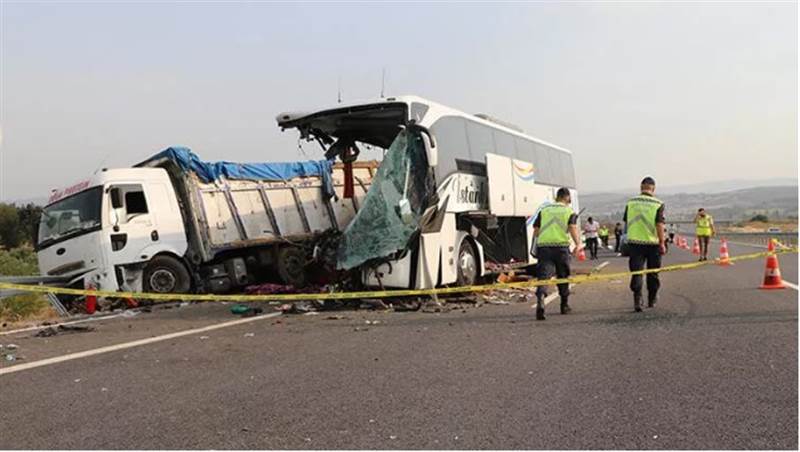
<box><xmin>783</xmin><ymin>280</ymin><xmax>799</xmax><ymax>291</ymax></box>
<box><xmin>594</xmin><ymin>261</ymin><xmax>610</xmax><ymax>272</ymax></box>
<box><xmin>0</xmin><ymin>312</ymin><xmax>281</xmax><ymax>377</ymax></box>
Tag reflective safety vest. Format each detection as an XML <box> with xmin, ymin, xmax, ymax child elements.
<box><xmin>599</xmin><ymin>227</ymin><xmax>609</xmax><ymax>238</ymax></box>
<box><xmin>537</xmin><ymin>203</ymin><xmax>573</xmax><ymax>247</ymax></box>
<box><xmin>625</xmin><ymin>195</ymin><xmax>663</xmax><ymax>245</ymax></box>
<box><xmin>696</xmin><ymin>215</ymin><xmax>713</xmax><ymax>236</ymax></box>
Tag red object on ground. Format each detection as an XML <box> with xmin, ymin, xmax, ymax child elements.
<box><xmin>85</xmin><ymin>286</ymin><xmax>97</xmax><ymax>315</ymax></box>
<box><xmin>125</xmin><ymin>298</ymin><xmax>139</xmax><ymax>308</ymax></box>
<box><xmin>343</xmin><ymin>161</ymin><xmax>354</xmax><ymax>199</ymax></box>
<box><xmin>692</xmin><ymin>238</ymin><xmax>700</xmax><ymax>255</ymax></box>
<box><xmin>578</xmin><ymin>247</ymin><xmax>586</xmax><ymax>262</ymax></box>
<box><xmin>718</xmin><ymin>239</ymin><xmax>731</xmax><ymax>266</ymax></box>
<box><xmin>760</xmin><ymin>240</ymin><xmax>786</xmax><ymax>290</ymax></box>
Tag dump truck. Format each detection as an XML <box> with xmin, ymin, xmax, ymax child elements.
<box><xmin>36</xmin><ymin>147</ymin><xmax>378</xmax><ymax>295</ymax></box>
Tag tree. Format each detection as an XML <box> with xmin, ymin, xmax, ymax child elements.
<box><xmin>0</xmin><ymin>203</ymin><xmax>21</xmax><ymax>249</ymax></box>
<box><xmin>16</xmin><ymin>203</ymin><xmax>43</xmax><ymax>245</ymax></box>
<box><xmin>750</xmin><ymin>214</ymin><xmax>769</xmax><ymax>223</ymax></box>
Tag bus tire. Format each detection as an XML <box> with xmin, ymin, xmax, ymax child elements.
<box><xmin>277</xmin><ymin>246</ymin><xmax>307</xmax><ymax>287</ymax></box>
<box><xmin>143</xmin><ymin>255</ymin><xmax>191</xmax><ymax>294</ymax></box>
<box><xmin>456</xmin><ymin>239</ymin><xmax>478</xmax><ymax>286</ymax></box>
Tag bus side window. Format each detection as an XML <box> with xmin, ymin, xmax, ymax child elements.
<box><xmin>466</xmin><ymin>121</ymin><xmax>494</xmax><ymax>158</ymax></box>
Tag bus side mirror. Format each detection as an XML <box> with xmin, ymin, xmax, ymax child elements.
<box><xmin>420</xmin><ymin>130</ymin><xmax>437</xmax><ymax>167</ymax></box>
<box><xmin>109</xmin><ymin>187</ymin><xmax>123</xmax><ymax>209</ymax></box>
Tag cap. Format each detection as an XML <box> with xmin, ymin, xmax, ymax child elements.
<box><xmin>641</xmin><ymin>176</ymin><xmax>656</xmax><ymax>186</ymax></box>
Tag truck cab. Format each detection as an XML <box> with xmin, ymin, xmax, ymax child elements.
<box><xmin>36</xmin><ymin>168</ymin><xmax>188</xmax><ymax>295</ymax></box>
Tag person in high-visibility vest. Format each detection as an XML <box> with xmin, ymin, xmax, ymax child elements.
<box><xmin>531</xmin><ymin>187</ymin><xmax>583</xmax><ymax>320</ymax></box>
<box><xmin>694</xmin><ymin>208</ymin><xmax>715</xmax><ymax>261</ymax></box>
<box><xmin>598</xmin><ymin>225</ymin><xmax>610</xmax><ymax>248</ymax></box>
<box><xmin>623</xmin><ymin>176</ymin><xmax>666</xmax><ymax>312</ymax></box>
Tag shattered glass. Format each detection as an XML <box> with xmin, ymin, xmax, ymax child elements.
<box><xmin>337</xmin><ymin>129</ymin><xmax>435</xmax><ymax>270</ymax></box>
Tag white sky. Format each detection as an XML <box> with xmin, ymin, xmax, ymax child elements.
<box><xmin>1</xmin><ymin>2</ymin><xmax>797</xmax><ymax>201</ymax></box>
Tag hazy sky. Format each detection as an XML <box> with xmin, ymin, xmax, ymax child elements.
<box><xmin>1</xmin><ymin>2</ymin><xmax>797</xmax><ymax>202</ymax></box>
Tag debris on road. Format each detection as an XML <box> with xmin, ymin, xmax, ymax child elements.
<box><xmin>230</xmin><ymin>304</ymin><xmax>265</xmax><ymax>317</ymax></box>
<box><xmin>359</xmin><ymin>299</ymin><xmax>389</xmax><ymax>310</ymax></box>
<box><xmin>34</xmin><ymin>324</ymin><xmax>95</xmax><ymax>338</ymax></box>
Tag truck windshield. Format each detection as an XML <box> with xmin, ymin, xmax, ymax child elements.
<box><xmin>37</xmin><ymin>186</ymin><xmax>103</xmax><ymax>249</ymax></box>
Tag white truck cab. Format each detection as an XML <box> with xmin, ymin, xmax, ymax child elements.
<box><xmin>37</xmin><ymin>168</ymin><xmax>188</xmax><ymax>294</ymax></box>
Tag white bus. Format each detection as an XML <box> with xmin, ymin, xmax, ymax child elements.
<box><xmin>277</xmin><ymin>95</ymin><xmax>579</xmax><ymax>289</ymax></box>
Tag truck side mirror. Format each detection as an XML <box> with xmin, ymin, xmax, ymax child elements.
<box><xmin>110</xmin><ymin>187</ymin><xmax>123</xmax><ymax>209</ymax></box>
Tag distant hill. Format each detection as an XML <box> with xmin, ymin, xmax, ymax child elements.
<box><xmin>581</xmin><ymin>185</ymin><xmax>798</xmax><ymax>222</ymax></box>
<box><xmin>587</xmin><ymin>177</ymin><xmax>799</xmax><ymax>196</ymax></box>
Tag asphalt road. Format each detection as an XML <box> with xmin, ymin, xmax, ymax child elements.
<box><xmin>0</xmin><ymin>240</ymin><xmax>796</xmax><ymax>449</ymax></box>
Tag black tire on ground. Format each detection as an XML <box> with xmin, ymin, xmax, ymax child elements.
<box><xmin>277</xmin><ymin>246</ymin><xmax>307</xmax><ymax>287</ymax></box>
<box><xmin>143</xmin><ymin>255</ymin><xmax>191</xmax><ymax>294</ymax></box>
<box><xmin>456</xmin><ymin>239</ymin><xmax>478</xmax><ymax>286</ymax></box>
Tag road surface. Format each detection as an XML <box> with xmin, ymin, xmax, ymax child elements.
<box><xmin>0</xmin><ymin>240</ymin><xmax>796</xmax><ymax>449</ymax></box>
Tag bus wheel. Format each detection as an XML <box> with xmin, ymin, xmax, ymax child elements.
<box><xmin>456</xmin><ymin>240</ymin><xmax>478</xmax><ymax>286</ymax></box>
<box><xmin>277</xmin><ymin>246</ymin><xmax>307</xmax><ymax>287</ymax></box>
<box><xmin>143</xmin><ymin>255</ymin><xmax>191</xmax><ymax>294</ymax></box>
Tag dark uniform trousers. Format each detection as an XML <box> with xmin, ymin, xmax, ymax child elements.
<box><xmin>628</xmin><ymin>244</ymin><xmax>661</xmax><ymax>299</ymax></box>
<box><xmin>535</xmin><ymin>246</ymin><xmax>571</xmax><ymax>301</ymax></box>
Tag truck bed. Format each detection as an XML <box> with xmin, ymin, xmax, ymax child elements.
<box><xmin>192</xmin><ymin>161</ymin><xmax>378</xmax><ymax>249</ymax></box>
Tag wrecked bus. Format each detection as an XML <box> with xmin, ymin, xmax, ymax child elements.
<box><xmin>36</xmin><ymin>148</ymin><xmax>378</xmax><ymax>296</ymax></box>
<box><xmin>277</xmin><ymin>95</ymin><xmax>579</xmax><ymax>289</ymax></box>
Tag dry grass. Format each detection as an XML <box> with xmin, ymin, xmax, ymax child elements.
<box><xmin>0</xmin><ymin>246</ymin><xmax>57</xmax><ymax>323</ymax></box>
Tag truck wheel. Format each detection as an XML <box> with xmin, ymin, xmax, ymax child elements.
<box><xmin>143</xmin><ymin>255</ymin><xmax>191</xmax><ymax>294</ymax></box>
<box><xmin>277</xmin><ymin>246</ymin><xmax>307</xmax><ymax>287</ymax></box>
<box><xmin>456</xmin><ymin>240</ymin><xmax>478</xmax><ymax>286</ymax></box>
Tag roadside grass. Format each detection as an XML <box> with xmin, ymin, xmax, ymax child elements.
<box><xmin>0</xmin><ymin>246</ymin><xmax>56</xmax><ymax>323</ymax></box>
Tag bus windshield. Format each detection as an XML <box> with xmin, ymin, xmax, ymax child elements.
<box><xmin>37</xmin><ymin>186</ymin><xmax>103</xmax><ymax>249</ymax></box>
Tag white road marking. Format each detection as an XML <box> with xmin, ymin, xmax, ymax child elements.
<box><xmin>539</xmin><ymin>260</ymin><xmax>610</xmax><ymax>307</ymax></box>
<box><xmin>783</xmin><ymin>280</ymin><xmax>799</xmax><ymax>291</ymax></box>
<box><xmin>0</xmin><ymin>312</ymin><xmax>281</xmax><ymax>376</ymax></box>
<box><xmin>0</xmin><ymin>312</ymin><xmax>125</xmax><ymax>337</ymax></box>
<box><xmin>594</xmin><ymin>261</ymin><xmax>610</xmax><ymax>272</ymax></box>
<box><xmin>542</xmin><ymin>290</ymin><xmax>562</xmax><ymax>306</ymax></box>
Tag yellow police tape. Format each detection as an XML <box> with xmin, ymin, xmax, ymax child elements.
<box><xmin>0</xmin><ymin>248</ymin><xmax>796</xmax><ymax>303</ymax></box>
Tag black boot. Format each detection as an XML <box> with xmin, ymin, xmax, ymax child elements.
<box><xmin>536</xmin><ymin>299</ymin><xmax>546</xmax><ymax>320</ymax></box>
<box><xmin>648</xmin><ymin>293</ymin><xmax>658</xmax><ymax>308</ymax></box>
<box><xmin>634</xmin><ymin>293</ymin><xmax>643</xmax><ymax>312</ymax></box>
<box><xmin>560</xmin><ymin>297</ymin><xmax>571</xmax><ymax>314</ymax></box>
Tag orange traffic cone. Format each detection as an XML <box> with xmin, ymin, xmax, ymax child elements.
<box><xmin>718</xmin><ymin>238</ymin><xmax>731</xmax><ymax>266</ymax></box>
<box><xmin>692</xmin><ymin>238</ymin><xmax>700</xmax><ymax>255</ymax></box>
<box><xmin>682</xmin><ymin>236</ymin><xmax>689</xmax><ymax>250</ymax></box>
<box><xmin>759</xmin><ymin>240</ymin><xmax>785</xmax><ymax>290</ymax></box>
<box><xmin>578</xmin><ymin>246</ymin><xmax>586</xmax><ymax>262</ymax></box>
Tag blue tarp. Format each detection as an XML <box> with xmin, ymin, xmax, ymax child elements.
<box><xmin>140</xmin><ymin>147</ymin><xmax>335</xmax><ymax>199</ymax></box>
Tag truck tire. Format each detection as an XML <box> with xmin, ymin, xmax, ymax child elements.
<box><xmin>143</xmin><ymin>255</ymin><xmax>191</xmax><ymax>294</ymax></box>
<box><xmin>456</xmin><ymin>240</ymin><xmax>478</xmax><ymax>286</ymax></box>
<box><xmin>277</xmin><ymin>246</ymin><xmax>307</xmax><ymax>287</ymax></box>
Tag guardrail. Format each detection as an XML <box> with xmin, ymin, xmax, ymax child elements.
<box><xmin>0</xmin><ymin>275</ymin><xmax>73</xmax><ymax>316</ymax></box>
<box><xmin>686</xmin><ymin>232</ymin><xmax>799</xmax><ymax>248</ymax></box>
